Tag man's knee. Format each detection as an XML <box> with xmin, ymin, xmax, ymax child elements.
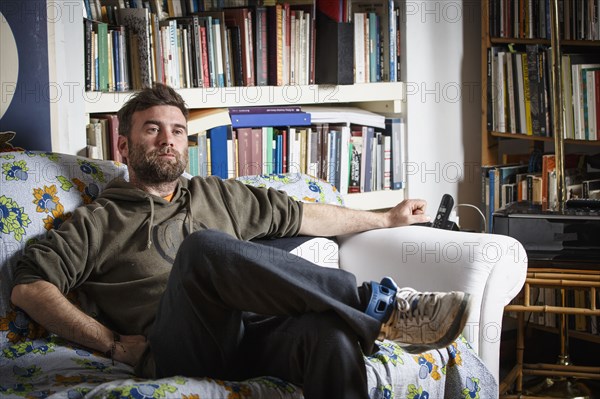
<box><xmin>172</xmin><ymin>230</ymin><xmax>229</xmax><ymax>278</ymax></box>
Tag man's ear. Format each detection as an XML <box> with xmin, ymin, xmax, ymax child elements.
<box><xmin>117</xmin><ymin>135</ymin><xmax>128</xmax><ymax>163</ymax></box>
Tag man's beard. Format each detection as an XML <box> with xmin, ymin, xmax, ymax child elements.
<box><xmin>127</xmin><ymin>141</ymin><xmax>188</xmax><ymax>184</ymax></box>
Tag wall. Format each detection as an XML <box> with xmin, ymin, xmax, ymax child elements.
<box><xmin>405</xmin><ymin>0</ymin><xmax>483</xmax><ymax>231</ymax></box>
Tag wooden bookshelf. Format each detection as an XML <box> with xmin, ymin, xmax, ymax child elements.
<box><xmin>483</xmin><ymin>1</ymin><xmax>600</xmax><ymax>395</ymax></box>
<box><xmin>481</xmin><ymin>0</ymin><xmax>600</xmax><ymax>166</ymax></box>
<box><xmin>490</xmin><ymin>131</ymin><xmax>600</xmax><ymax>146</ymax></box>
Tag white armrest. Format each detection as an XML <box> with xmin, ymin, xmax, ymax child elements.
<box><xmin>338</xmin><ymin>226</ymin><xmax>527</xmax><ymax>384</ymax></box>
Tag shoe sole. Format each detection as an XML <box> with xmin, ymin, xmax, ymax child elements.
<box><xmin>399</xmin><ymin>292</ymin><xmax>473</xmax><ymax>353</ymax></box>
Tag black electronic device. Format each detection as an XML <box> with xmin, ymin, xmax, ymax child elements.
<box><xmin>492</xmin><ymin>201</ymin><xmax>600</xmax><ymax>262</ymax></box>
<box><xmin>566</xmin><ymin>198</ymin><xmax>600</xmax><ymax>210</ymax></box>
<box><xmin>412</xmin><ymin>194</ymin><xmax>458</xmax><ymax>230</ymax></box>
<box><xmin>432</xmin><ymin>194</ymin><xmax>454</xmax><ymax>229</ymax></box>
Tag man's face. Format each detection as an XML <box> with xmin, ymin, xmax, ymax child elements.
<box><xmin>119</xmin><ymin>105</ymin><xmax>189</xmax><ymax>184</ymax></box>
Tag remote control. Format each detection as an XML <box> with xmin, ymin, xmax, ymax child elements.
<box><xmin>431</xmin><ymin>194</ymin><xmax>454</xmax><ymax>229</ymax></box>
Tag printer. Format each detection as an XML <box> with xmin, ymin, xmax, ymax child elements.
<box><xmin>493</xmin><ymin>201</ymin><xmax>600</xmax><ymax>261</ymax></box>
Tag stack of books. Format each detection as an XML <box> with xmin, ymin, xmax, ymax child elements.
<box><xmin>184</xmin><ymin>105</ymin><xmax>405</xmax><ymax>195</ymax></box>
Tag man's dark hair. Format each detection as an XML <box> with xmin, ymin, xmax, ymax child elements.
<box><xmin>117</xmin><ymin>83</ymin><xmax>189</xmax><ymax>137</ymax></box>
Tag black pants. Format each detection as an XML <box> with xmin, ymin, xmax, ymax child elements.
<box><xmin>148</xmin><ymin>229</ymin><xmax>381</xmax><ymax>399</ymax></box>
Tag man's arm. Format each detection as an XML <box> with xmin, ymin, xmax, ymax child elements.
<box><xmin>11</xmin><ymin>280</ymin><xmax>146</xmax><ymax>366</ymax></box>
<box><xmin>298</xmin><ymin>199</ymin><xmax>430</xmax><ymax>237</ymax></box>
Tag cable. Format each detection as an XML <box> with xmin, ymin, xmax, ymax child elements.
<box><xmin>453</xmin><ymin>203</ymin><xmax>487</xmax><ymax>233</ymax></box>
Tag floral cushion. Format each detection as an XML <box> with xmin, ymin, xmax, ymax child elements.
<box><xmin>0</xmin><ymin>151</ymin><xmax>129</xmax><ymax>346</ymax></box>
<box><xmin>236</xmin><ymin>173</ymin><xmax>344</xmax><ymax>205</ymax></box>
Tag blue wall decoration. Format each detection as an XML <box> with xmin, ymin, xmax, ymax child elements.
<box><xmin>0</xmin><ymin>0</ymin><xmax>52</xmax><ymax>151</ymax></box>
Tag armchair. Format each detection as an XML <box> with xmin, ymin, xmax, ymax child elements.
<box><xmin>0</xmin><ymin>151</ymin><xmax>526</xmax><ymax>398</ymax></box>
<box><xmin>338</xmin><ymin>225</ymin><xmax>528</xmax><ymax>384</ymax></box>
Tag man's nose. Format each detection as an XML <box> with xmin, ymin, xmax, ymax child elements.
<box><xmin>158</xmin><ymin>130</ymin><xmax>175</xmax><ymax>146</ymax></box>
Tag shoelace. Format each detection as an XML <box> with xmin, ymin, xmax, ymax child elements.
<box><xmin>394</xmin><ymin>289</ymin><xmax>439</xmax><ymax>325</ymax></box>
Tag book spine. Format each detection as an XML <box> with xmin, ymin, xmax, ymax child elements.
<box><xmin>84</xmin><ymin>19</ymin><xmax>93</xmax><ymax>91</ymax></box>
<box><xmin>229</xmin><ymin>106</ymin><xmax>302</xmax><ymax>114</ymax></box>
<box><xmin>200</xmin><ymin>25</ymin><xmax>210</xmax><ymax>87</ymax></box>
<box><xmin>255</xmin><ymin>7</ymin><xmax>268</xmax><ymax>86</ymax></box>
<box><xmin>192</xmin><ymin>16</ymin><xmax>202</xmax><ymax>87</ymax></box>
<box><xmin>97</xmin><ymin>22</ymin><xmax>109</xmax><ymax>92</ymax></box>
<box><xmin>521</xmin><ymin>52</ymin><xmax>533</xmax><ymax>135</ymax></box>
<box><xmin>212</xmin><ymin>19</ymin><xmax>225</xmax><ymax>87</ymax></box>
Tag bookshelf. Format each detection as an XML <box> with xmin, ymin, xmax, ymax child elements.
<box><xmin>482</xmin><ymin>1</ymin><xmax>600</xmax><ymax>395</ymax></box>
<box><xmin>84</xmin><ymin>83</ymin><xmax>404</xmax><ymax>114</ymax></box>
<box><xmin>62</xmin><ymin>1</ymin><xmax>407</xmax><ymax>210</ymax></box>
<box><xmin>480</xmin><ymin>0</ymin><xmax>600</xmax><ymax>219</ymax></box>
<box><xmin>480</xmin><ymin>0</ymin><xmax>600</xmax><ymax>167</ymax></box>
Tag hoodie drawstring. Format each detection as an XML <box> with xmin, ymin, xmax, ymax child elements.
<box><xmin>181</xmin><ymin>187</ymin><xmax>193</xmax><ymax>235</ymax></box>
<box><xmin>146</xmin><ymin>196</ymin><xmax>155</xmax><ymax>249</ymax></box>
<box><xmin>145</xmin><ymin>187</ymin><xmax>193</xmax><ymax>250</ymax></box>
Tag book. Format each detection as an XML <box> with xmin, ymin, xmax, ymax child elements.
<box><xmin>187</xmin><ymin>144</ymin><xmax>198</xmax><ymax>175</ymax></box>
<box><xmin>360</xmin><ymin>125</ymin><xmax>375</xmax><ymax>193</ymax></box>
<box><xmin>87</xmin><ymin>118</ymin><xmax>106</xmax><ymax>160</ymax></box>
<box><xmin>196</xmin><ymin>131</ymin><xmax>209</xmax><ymax>177</ymax></box>
<box><xmin>267</xmin><ymin>4</ymin><xmax>284</xmax><ymax>86</ymax></box>
<box><xmin>353</xmin><ymin>12</ymin><xmax>367</xmax><ymax>84</ymax></box>
<box><xmin>495</xmin><ymin>164</ymin><xmax>529</xmax><ymax>208</ymax></box>
<box><xmin>95</xmin><ymin>21</ymin><xmax>109</xmax><ymax>92</ymax></box>
<box><xmin>381</xmin><ymin>117</ymin><xmax>405</xmax><ymax>190</ymax></box>
<box><xmin>263</xmin><ymin>126</ymin><xmax>274</xmax><ymax>174</ymax></box>
<box><xmin>338</xmin><ymin>125</ymin><xmax>351</xmax><ymax>195</ymax></box>
<box><xmin>349</xmin><ymin>128</ymin><xmax>363</xmax><ymax>193</ymax></box>
<box><xmin>92</xmin><ymin>113</ymin><xmax>122</xmax><ymax>162</ymax></box>
<box><xmin>541</xmin><ymin>153</ymin><xmax>583</xmax><ymax>209</ymax></box>
<box><xmin>302</xmin><ymin>106</ymin><xmax>385</xmax><ymax>128</ymax></box>
<box><xmin>187</xmin><ymin>108</ymin><xmax>231</xmax><ymax>133</ymax></box>
<box><xmin>481</xmin><ymin>164</ymin><xmax>503</xmax><ymax>231</ymax></box>
<box><xmin>224</xmin><ymin>8</ymin><xmax>255</xmax><ymax>87</ymax></box>
<box><xmin>117</xmin><ymin>7</ymin><xmax>152</xmax><ymax>89</ymax></box>
<box><xmin>525</xmin><ymin>44</ymin><xmax>545</xmax><ymax>136</ymax></box>
<box><xmin>314</xmin><ymin>5</ymin><xmax>353</xmax><ymax>85</ymax></box>
<box><xmin>253</xmin><ymin>6</ymin><xmax>268</xmax><ymax>86</ymax></box>
<box><xmin>228</xmin><ymin>105</ymin><xmax>302</xmax><ymax>114</ymax></box>
<box><xmin>230</xmin><ymin>111</ymin><xmax>311</xmax><ymax>128</ymax></box>
<box><xmin>208</xmin><ymin>125</ymin><xmax>229</xmax><ymax>179</ymax></box>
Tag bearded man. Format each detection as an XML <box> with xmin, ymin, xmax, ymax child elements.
<box><xmin>11</xmin><ymin>83</ymin><xmax>471</xmax><ymax>399</ymax></box>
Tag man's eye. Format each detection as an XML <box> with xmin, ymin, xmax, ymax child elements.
<box><xmin>148</xmin><ymin>127</ymin><xmax>159</xmax><ymax>133</ymax></box>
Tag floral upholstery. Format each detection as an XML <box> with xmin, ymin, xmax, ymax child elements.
<box><xmin>0</xmin><ymin>151</ymin><xmax>497</xmax><ymax>399</ymax></box>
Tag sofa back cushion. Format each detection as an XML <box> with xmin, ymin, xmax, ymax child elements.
<box><xmin>0</xmin><ymin>151</ymin><xmax>129</xmax><ymax>345</ymax></box>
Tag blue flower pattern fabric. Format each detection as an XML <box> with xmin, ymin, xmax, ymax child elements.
<box><xmin>0</xmin><ymin>151</ymin><xmax>497</xmax><ymax>398</ymax></box>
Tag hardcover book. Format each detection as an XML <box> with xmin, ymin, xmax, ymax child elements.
<box><xmin>117</xmin><ymin>7</ymin><xmax>152</xmax><ymax>89</ymax></box>
<box><xmin>230</xmin><ymin>111</ymin><xmax>311</xmax><ymax>128</ymax></box>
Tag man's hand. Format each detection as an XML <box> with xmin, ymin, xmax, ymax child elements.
<box><xmin>384</xmin><ymin>199</ymin><xmax>430</xmax><ymax>227</ymax></box>
<box><xmin>11</xmin><ymin>281</ymin><xmax>149</xmax><ymax>367</ymax></box>
<box><xmin>113</xmin><ymin>334</ymin><xmax>148</xmax><ymax>366</ymax></box>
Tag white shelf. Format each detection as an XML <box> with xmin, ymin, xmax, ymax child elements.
<box><xmin>342</xmin><ymin>190</ymin><xmax>404</xmax><ymax>210</ymax></box>
<box><xmin>83</xmin><ymin>82</ymin><xmax>404</xmax><ymax>114</ymax></box>
<box><xmin>81</xmin><ymin>82</ymin><xmax>406</xmax><ymax>210</ymax></box>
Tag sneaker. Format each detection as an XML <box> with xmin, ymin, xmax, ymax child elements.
<box><xmin>378</xmin><ymin>287</ymin><xmax>472</xmax><ymax>352</ymax></box>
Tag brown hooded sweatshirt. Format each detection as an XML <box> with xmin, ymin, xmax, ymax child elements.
<box><xmin>13</xmin><ymin>175</ymin><xmax>303</xmax><ymax>338</ymax></box>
